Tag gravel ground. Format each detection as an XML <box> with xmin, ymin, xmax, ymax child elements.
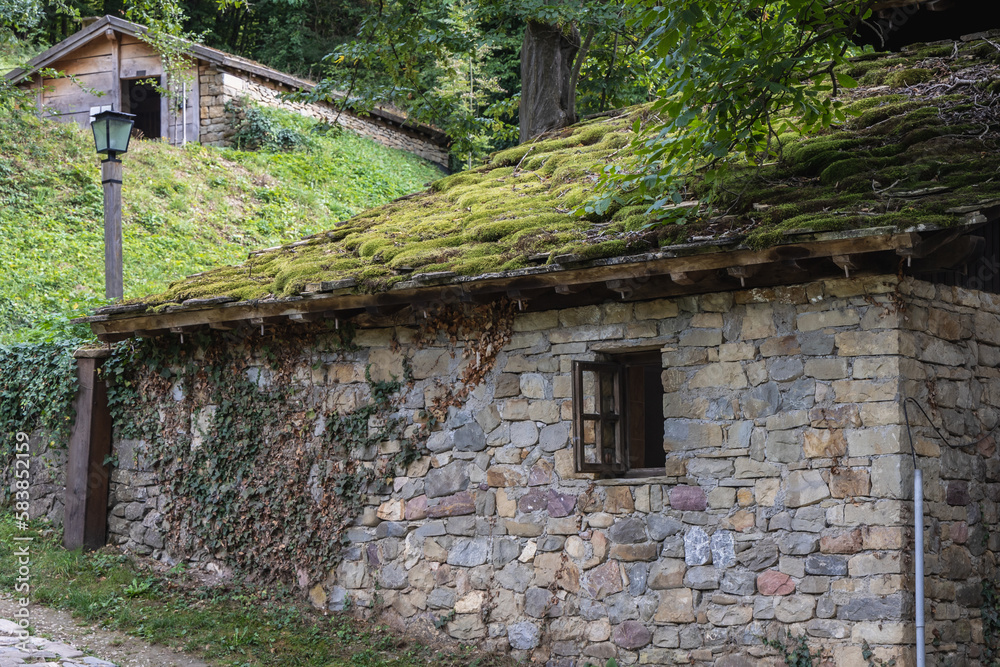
<box><xmin>0</xmin><ymin>596</ymin><xmax>209</xmax><ymax>667</ymax></box>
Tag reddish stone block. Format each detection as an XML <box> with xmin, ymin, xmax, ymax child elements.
<box><xmin>528</xmin><ymin>462</ymin><xmax>553</xmax><ymax>486</ymax></box>
<box><xmin>518</xmin><ymin>488</ymin><xmax>549</xmax><ymax>513</ymax></box>
<box><xmin>426</xmin><ymin>491</ymin><xmax>475</xmax><ymax>518</ymax></box>
<box><xmin>404</xmin><ymin>495</ymin><xmax>428</xmax><ymax>520</ymax></box>
<box><xmin>612</xmin><ymin>620</ymin><xmax>651</xmax><ymax>649</ymax></box>
<box><xmin>947</xmin><ymin>481</ymin><xmax>971</xmax><ymax>506</ymax></box>
<box><xmin>757</xmin><ymin>570</ymin><xmax>795</xmax><ymax>596</ymax></box>
<box><xmin>978</xmin><ymin>436</ymin><xmax>996</xmax><ymax>458</ymax></box>
<box><xmin>669</xmin><ymin>485</ymin><xmax>707</xmax><ymax>511</ymax></box>
<box><xmin>820</xmin><ymin>529</ymin><xmax>862</xmax><ymax>554</ymax></box>
<box><xmin>547</xmin><ymin>490</ymin><xmax>576</xmax><ymax>517</ymax></box>
<box><xmin>582</xmin><ymin>560</ymin><xmax>623</xmax><ymax>600</ymax></box>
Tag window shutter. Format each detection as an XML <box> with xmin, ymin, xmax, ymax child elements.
<box><xmin>572</xmin><ymin>360</ymin><xmax>626</xmax><ymax>475</ymax></box>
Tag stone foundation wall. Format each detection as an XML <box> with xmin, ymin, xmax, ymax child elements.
<box><xmin>1</xmin><ymin>430</ymin><xmax>67</xmax><ymax>528</ymax></box>
<box><xmin>103</xmin><ymin>274</ymin><xmax>1000</xmax><ymax>665</ymax></box>
<box><xmin>197</xmin><ymin>64</ymin><xmax>449</xmax><ymax>167</ymax></box>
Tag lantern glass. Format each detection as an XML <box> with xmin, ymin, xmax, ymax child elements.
<box><xmin>91</xmin><ymin>110</ymin><xmax>135</xmax><ymax>157</ymax></box>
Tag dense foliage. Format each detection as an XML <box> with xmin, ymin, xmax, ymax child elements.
<box><xmin>0</xmin><ymin>338</ymin><xmax>80</xmax><ymax>450</ymax></box>
<box><xmin>302</xmin><ymin>0</ymin><xmax>652</xmax><ymax>167</ymax></box>
<box><xmin>593</xmin><ymin>0</ymin><xmax>875</xmax><ymax>221</ymax></box>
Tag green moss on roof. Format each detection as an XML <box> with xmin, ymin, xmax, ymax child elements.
<box><xmin>135</xmin><ymin>38</ymin><xmax>1000</xmax><ymax>309</ymax></box>
<box><xmin>710</xmin><ymin>38</ymin><xmax>1000</xmax><ymax>248</ymax></box>
<box><xmin>140</xmin><ymin>111</ymin><xmax>654</xmax><ymax>305</ymax></box>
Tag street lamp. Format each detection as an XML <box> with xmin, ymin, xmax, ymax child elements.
<box><xmin>90</xmin><ymin>110</ymin><xmax>135</xmax><ymax>301</ymax></box>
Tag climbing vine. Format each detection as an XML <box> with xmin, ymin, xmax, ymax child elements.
<box><xmin>101</xmin><ymin>302</ymin><xmax>514</xmax><ymax>587</ymax></box>
<box><xmin>0</xmin><ymin>339</ymin><xmax>81</xmax><ymax>454</ymax></box>
<box><xmin>414</xmin><ymin>299</ymin><xmax>515</xmax><ymax>423</ymax></box>
<box><xmin>104</xmin><ymin>320</ymin><xmax>403</xmax><ymax>582</ymax></box>
<box><xmin>763</xmin><ymin>632</ymin><xmax>821</xmax><ymax>667</ymax></box>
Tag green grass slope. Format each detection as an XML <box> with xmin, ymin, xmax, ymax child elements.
<box><xmin>0</xmin><ymin>103</ymin><xmax>443</xmax><ymax>341</ymax></box>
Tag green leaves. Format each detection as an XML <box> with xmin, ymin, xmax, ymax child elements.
<box><xmin>597</xmin><ymin>0</ymin><xmax>869</xmax><ymax>223</ymax></box>
<box><xmin>0</xmin><ymin>338</ymin><xmax>80</xmax><ymax>446</ymax></box>
<box><xmin>100</xmin><ymin>326</ymin><xmax>423</xmax><ymax>587</ymax></box>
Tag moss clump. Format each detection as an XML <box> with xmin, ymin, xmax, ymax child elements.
<box><xmin>885</xmin><ymin>68</ymin><xmax>937</xmax><ymax>88</ymax></box>
<box><xmin>914</xmin><ymin>44</ymin><xmax>957</xmax><ymax>58</ymax></box>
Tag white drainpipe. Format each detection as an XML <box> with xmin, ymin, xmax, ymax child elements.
<box><xmin>903</xmin><ymin>398</ymin><xmax>925</xmax><ymax>667</ymax></box>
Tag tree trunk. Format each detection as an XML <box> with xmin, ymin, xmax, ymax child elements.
<box><xmin>519</xmin><ymin>20</ymin><xmax>580</xmax><ymax>143</ymax></box>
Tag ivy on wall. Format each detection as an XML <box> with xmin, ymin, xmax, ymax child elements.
<box><xmin>102</xmin><ymin>302</ymin><xmax>514</xmax><ymax>587</ymax></box>
<box><xmin>416</xmin><ymin>299</ymin><xmax>515</xmax><ymax>423</ymax></box>
<box><xmin>0</xmin><ymin>339</ymin><xmax>80</xmax><ymax>455</ymax></box>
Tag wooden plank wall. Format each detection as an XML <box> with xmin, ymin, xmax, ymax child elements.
<box><xmin>119</xmin><ymin>35</ymin><xmax>163</xmax><ymax>79</ymax></box>
<box><xmin>165</xmin><ymin>65</ymin><xmax>200</xmax><ymax>145</ymax></box>
<box><xmin>39</xmin><ymin>37</ymin><xmax>115</xmax><ymax>127</ymax></box>
<box><xmin>26</xmin><ymin>31</ymin><xmax>205</xmax><ymax>146</ymax></box>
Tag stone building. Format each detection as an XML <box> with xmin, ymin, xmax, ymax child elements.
<box><xmin>66</xmin><ymin>36</ymin><xmax>1000</xmax><ymax>666</ymax></box>
<box><xmin>4</xmin><ymin>15</ymin><xmax>449</xmax><ymax>166</ymax></box>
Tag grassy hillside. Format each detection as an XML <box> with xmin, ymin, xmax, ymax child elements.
<box><xmin>0</xmin><ymin>102</ymin><xmax>443</xmax><ymax>341</ymax></box>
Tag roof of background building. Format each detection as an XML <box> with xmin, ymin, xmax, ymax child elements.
<box><xmin>4</xmin><ymin>15</ymin><xmax>447</xmax><ymax>144</ymax></box>
<box><xmin>82</xmin><ymin>35</ymin><xmax>1000</xmax><ymax>339</ymax></box>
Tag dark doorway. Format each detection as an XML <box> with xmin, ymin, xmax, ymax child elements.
<box><xmin>122</xmin><ymin>78</ymin><xmax>161</xmax><ymax>140</ymax></box>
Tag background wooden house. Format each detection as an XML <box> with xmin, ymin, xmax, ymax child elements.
<box><xmin>4</xmin><ymin>15</ymin><xmax>449</xmax><ymax>166</ymax></box>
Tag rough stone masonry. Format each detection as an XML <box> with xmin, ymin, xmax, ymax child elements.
<box><xmin>99</xmin><ymin>274</ymin><xmax>1000</xmax><ymax>666</ymax></box>
<box><xmin>196</xmin><ymin>65</ymin><xmax>450</xmax><ymax>168</ymax></box>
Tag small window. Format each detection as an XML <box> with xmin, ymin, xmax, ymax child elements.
<box><xmin>572</xmin><ymin>352</ymin><xmax>665</xmax><ymax>477</ymax></box>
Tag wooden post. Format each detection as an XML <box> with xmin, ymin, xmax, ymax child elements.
<box><xmin>102</xmin><ymin>158</ymin><xmax>123</xmax><ymax>301</ymax></box>
<box><xmin>64</xmin><ymin>348</ymin><xmax>113</xmax><ymax>551</ymax></box>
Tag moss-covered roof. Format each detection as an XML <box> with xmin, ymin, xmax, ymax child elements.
<box><xmin>118</xmin><ymin>37</ymin><xmax>1000</xmax><ymax>313</ymax></box>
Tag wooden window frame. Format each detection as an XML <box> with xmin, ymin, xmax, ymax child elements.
<box><xmin>572</xmin><ymin>360</ymin><xmax>627</xmax><ymax>475</ymax></box>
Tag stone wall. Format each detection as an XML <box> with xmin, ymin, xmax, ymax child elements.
<box><xmin>106</xmin><ymin>437</ymin><xmax>164</xmax><ymax>556</ymax></box>
<box><xmin>102</xmin><ymin>274</ymin><xmax>1000</xmax><ymax>665</ymax></box>
<box><xmin>197</xmin><ymin>65</ymin><xmax>450</xmax><ymax>167</ymax></box>
<box><xmin>896</xmin><ymin>279</ymin><xmax>1000</xmax><ymax>665</ymax></box>
<box><xmin>1</xmin><ymin>430</ymin><xmax>67</xmax><ymax>528</ymax></box>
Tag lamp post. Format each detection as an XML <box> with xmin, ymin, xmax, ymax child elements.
<box><xmin>90</xmin><ymin>110</ymin><xmax>135</xmax><ymax>301</ymax></box>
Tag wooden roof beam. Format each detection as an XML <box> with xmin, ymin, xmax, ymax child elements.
<box><xmin>726</xmin><ymin>265</ymin><xmax>758</xmax><ymax>287</ymax></box>
<box><xmin>208</xmin><ymin>321</ymin><xmax>238</xmax><ymax>330</ymax></box>
<box><xmin>832</xmin><ymin>255</ymin><xmax>860</xmax><ymax>278</ymax></box>
<box><xmin>84</xmin><ymin>231</ymin><xmax>920</xmax><ymax>338</ymax></box>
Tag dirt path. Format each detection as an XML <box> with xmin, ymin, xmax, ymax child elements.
<box><xmin>0</xmin><ymin>596</ymin><xmax>210</xmax><ymax>667</ymax></box>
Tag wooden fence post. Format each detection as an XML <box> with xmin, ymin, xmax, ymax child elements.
<box><xmin>64</xmin><ymin>348</ymin><xmax>113</xmax><ymax>551</ymax></box>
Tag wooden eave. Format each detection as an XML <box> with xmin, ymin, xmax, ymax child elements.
<box><xmin>4</xmin><ymin>16</ymin><xmax>447</xmax><ymax>145</ymax></box>
<box><xmin>78</xmin><ymin>222</ymin><xmax>988</xmax><ymax>343</ymax></box>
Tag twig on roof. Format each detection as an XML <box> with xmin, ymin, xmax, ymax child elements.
<box><xmin>513</xmin><ymin>146</ymin><xmax>535</xmax><ymax>175</ymax></box>
<box><xmin>872</xmin><ymin>179</ymin><xmax>901</xmax><ymax>195</ymax></box>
